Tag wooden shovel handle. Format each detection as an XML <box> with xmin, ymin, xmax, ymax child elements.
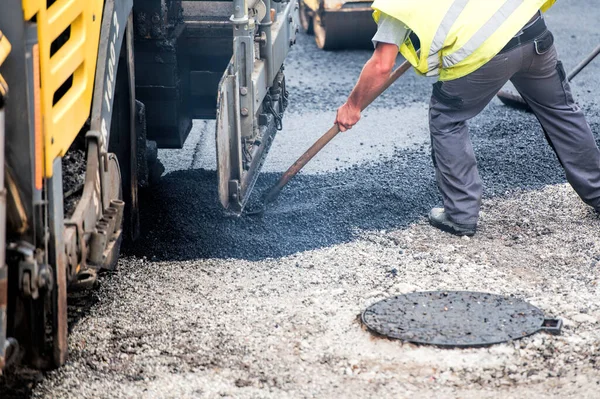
<box><xmin>263</xmin><ymin>59</ymin><xmax>414</xmax><ymax>204</ymax></box>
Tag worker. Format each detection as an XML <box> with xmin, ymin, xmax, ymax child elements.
<box><xmin>335</xmin><ymin>0</ymin><xmax>600</xmax><ymax>236</ymax></box>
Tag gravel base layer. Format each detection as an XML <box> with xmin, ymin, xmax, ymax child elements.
<box><xmin>25</xmin><ymin>185</ymin><xmax>600</xmax><ymax>399</ymax></box>
<box><xmin>1</xmin><ymin>1</ymin><xmax>599</xmax><ymax>398</ymax></box>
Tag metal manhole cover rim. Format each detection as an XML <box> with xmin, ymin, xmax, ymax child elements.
<box><xmin>361</xmin><ymin>290</ymin><xmax>560</xmax><ymax>348</ymax></box>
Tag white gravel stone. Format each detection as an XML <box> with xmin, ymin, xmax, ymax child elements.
<box><xmin>20</xmin><ymin>184</ymin><xmax>600</xmax><ymax>399</ymax></box>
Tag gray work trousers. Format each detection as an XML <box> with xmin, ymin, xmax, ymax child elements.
<box><xmin>429</xmin><ymin>31</ymin><xmax>600</xmax><ymax>225</ymax></box>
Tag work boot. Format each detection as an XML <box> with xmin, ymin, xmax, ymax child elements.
<box><xmin>428</xmin><ymin>208</ymin><xmax>477</xmax><ymax>237</ymax></box>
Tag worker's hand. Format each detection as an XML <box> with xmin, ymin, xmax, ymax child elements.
<box><xmin>335</xmin><ymin>102</ymin><xmax>361</xmax><ymax>132</ymax></box>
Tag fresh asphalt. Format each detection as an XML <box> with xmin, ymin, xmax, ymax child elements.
<box><xmin>128</xmin><ymin>0</ymin><xmax>599</xmax><ymax>262</ymax></box>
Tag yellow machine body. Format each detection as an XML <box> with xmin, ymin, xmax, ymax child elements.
<box><xmin>0</xmin><ymin>31</ymin><xmax>10</xmax><ymax>97</ymax></box>
<box><xmin>22</xmin><ymin>0</ymin><xmax>104</xmax><ymax>177</ymax></box>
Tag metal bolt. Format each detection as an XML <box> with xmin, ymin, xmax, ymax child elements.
<box><xmin>255</xmin><ymin>32</ymin><xmax>267</xmax><ymax>45</ymax></box>
<box><xmin>38</xmin><ymin>273</ymin><xmax>47</xmax><ymax>288</ymax></box>
<box><xmin>240</xmin><ymin>87</ymin><xmax>248</xmax><ymax>96</ymax></box>
<box><xmin>38</xmin><ymin>266</ymin><xmax>52</xmax><ymax>289</ymax></box>
<box><xmin>241</xmin><ymin>108</ymin><xmax>249</xmax><ymax>116</ymax></box>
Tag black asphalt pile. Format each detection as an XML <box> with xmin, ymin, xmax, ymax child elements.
<box><xmin>62</xmin><ymin>149</ymin><xmax>86</xmax><ymax>217</ymax></box>
<box><xmin>125</xmin><ymin>20</ymin><xmax>600</xmax><ymax>263</ymax></box>
<box><xmin>126</xmin><ymin>112</ymin><xmax>598</xmax><ymax>262</ymax></box>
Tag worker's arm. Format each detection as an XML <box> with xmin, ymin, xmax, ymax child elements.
<box><xmin>335</xmin><ymin>42</ymin><xmax>399</xmax><ymax>132</ymax></box>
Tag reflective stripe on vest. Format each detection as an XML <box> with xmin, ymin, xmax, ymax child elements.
<box><xmin>425</xmin><ymin>0</ymin><xmax>525</xmax><ymax>72</ymax></box>
<box><xmin>371</xmin><ymin>0</ymin><xmax>556</xmax><ymax>81</ymax></box>
<box><xmin>442</xmin><ymin>0</ymin><xmax>524</xmax><ymax>68</ymax></box>
<box><xmin>427</xmin><ymin>0</ymin><xmax>470</xmax><ymax>74</ymax></box>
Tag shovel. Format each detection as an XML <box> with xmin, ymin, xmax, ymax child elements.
<box><xmin>249</xmin><ymin>58</ymin><xmax>414</xmax><ymax>214</ymax></box>
<box><xmin>497</xmin><ymin>44</ymin><xmax>600</xmax><ymax>111</ymax></box>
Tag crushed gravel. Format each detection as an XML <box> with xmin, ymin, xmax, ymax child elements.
<box><xmin>1</xmin><ymin>1</ymin><xmax>599</xmax><ymax>398</ymax></box>
<box><xmin>27</xmin><ymin>185</ymin><xmax>600</xmax><ymax>399</ymax></box>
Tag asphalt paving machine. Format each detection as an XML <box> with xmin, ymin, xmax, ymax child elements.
<box><xmin>299</xmin><ymin>0</ymin><xmax>377</xmax><ymax>50</ymax></box>
<box><xmin>0</xmin><ymin>0</ymin><xmax>298</xmax><ymax>372</ymax></box>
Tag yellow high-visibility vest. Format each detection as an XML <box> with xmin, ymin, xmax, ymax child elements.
<box><xmin>372</xmin><ymin>0</ymin><xmax>556</xmax><ymax>81</ymax></box>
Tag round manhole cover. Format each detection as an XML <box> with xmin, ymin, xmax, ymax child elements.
<box><xmin>361</xmin><ymin>291</ymin><xmax>555</xmax><ymax>347</ymax></box>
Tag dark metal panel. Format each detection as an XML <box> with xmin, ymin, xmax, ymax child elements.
<box><xmin>135</xmin><ymin>86</ymin><xmax>182</xmax><ymax>101</ymax></box>
<box><xmin>90</xmin><ymin>0</ymin><xmax>135</xmax><ymax>151</ymax></box>
<box><xmin>190</xmin><ymin>71</ymin><xmax>223</xmax><ymax>96</ymax></box>
<box><xmin>185</xmin><ymin>32</ymin><xmax>233</xmax><ymax>120</ymax></box>
<box><xmin>134</xmin><ymin>0</ymin><xmax>191</xmax><ymax>148</ymax></box>
<box><xmin>0</xmin><ymin>107</ymin><xmax>6</xmax><ymax>371</ymax></box>
<box><xmin>126</xmin><ymin>13</ymin><xmax>140</xmax><ymax>241</ymax></box>
<box><xmin>0</xmin><ymin>2</ymin><xmax>36</xmax><ymax>241</ymax></box>
<box><xmin>48</xmin><ymin>158</ymin><xmax>67</xmax><ymax>367</ymax></box>
<box><xmin>134</xmin><ymin>0</ymin><xmax>184</xmax><ymax>40</ymax></box>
